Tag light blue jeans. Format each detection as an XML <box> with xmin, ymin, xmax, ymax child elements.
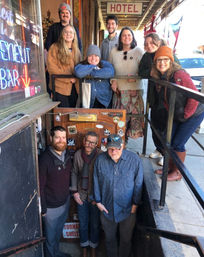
<box><xmin>44</xmin><ymin>196</ymin><xmax>70</xmax><ymax>257</ymax></box>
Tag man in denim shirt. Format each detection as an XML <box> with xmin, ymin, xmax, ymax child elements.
<box><xmin>93</xmin><ymin>134</ymin><xmax>143</xmax><ymax>257</ymax></box>
<box><xmin>100</xmin><ymin>15</ymin><xmax>118</xmax><ymax>61</ymax></box>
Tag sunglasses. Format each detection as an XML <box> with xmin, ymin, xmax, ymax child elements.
<box><xmin>107</xmin><ymin>135</ymin><xmax>121</xmax><ymax>143</ymax></box>
<box><xmin>123</xmin><ymin>51</ymin><xmax>127</xmax><ymax>60</ymax></box>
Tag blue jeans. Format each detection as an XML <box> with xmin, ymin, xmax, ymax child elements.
<box><xmin>171</xmin><ymin>111</ymin><xmax>204</xmax><ymax>152</ymax></box>
<box><xmin>44</xmin><ymin>196</ymin><xmax>70</xmax><ymax>257</ymax></box>
<box><xmin>77</xmin><ymin>200</ymin><xmax>100</xmax><ymax>248</ymax></box>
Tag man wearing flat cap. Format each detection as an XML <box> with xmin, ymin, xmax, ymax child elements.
<box><xmin>93</xmin><ymin>134</ymin><xmax>143</xmax><ymax>257</ymax></box>
<box><xmin>44</xmin><ymin>2</ymin><xmax>81</xmax><ymax>51</ymax></box>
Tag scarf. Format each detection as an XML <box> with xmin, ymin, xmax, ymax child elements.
<box><xmin>81</xmin><ymin>148</ymin><xmax>97</xmax><ymax>190</ymax></box>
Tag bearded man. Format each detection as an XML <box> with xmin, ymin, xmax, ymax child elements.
<box><xmin>39</xmin><ymin>126</ymin><xmax>72</xmax><ymax>257</ymax></box>
<box><xmin>44</xmin><ymin>3</ymin><xmax>81</xmax><ymax>51</ymax></box>
<box><xmin>100</xmin><ymin>15</ymin><xmax>118</xmax><ymax>61</ymax></box>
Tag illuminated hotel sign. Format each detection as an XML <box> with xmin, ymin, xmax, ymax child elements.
<box><xmin>107</xmin><ymin>2</ymin><xmax>142</xmax><ymax>15</ymax></box>
<box><xmin>0</xmin><ymin>2</ymin><xmax>45</xmax><ymax>109</ymax></box>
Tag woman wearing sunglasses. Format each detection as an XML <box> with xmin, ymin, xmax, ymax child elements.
<box><xmin>151</xmin><ymin>46</ymin><xmax>204</xmax><ymax>181</ymax></box>
<box><xmin>109</xmin><ymin>27</ymin><xmax>144</xmax><ymax>139</ymax></box>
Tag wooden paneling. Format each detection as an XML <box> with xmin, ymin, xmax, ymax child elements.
<box><xmin>53</xmin><ymin>107</ymin><xmax>126</xmax><ymax>152</ymax></box>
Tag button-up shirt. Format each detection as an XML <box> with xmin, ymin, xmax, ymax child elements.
<box><xmin>100</xmin><ymin>34</ymin><xmax>118</xmax><ymax>61</ymax></box>
<box><xmin>93</xmin><ymin>149</ymin><xmax>143</xmax><ymax>222</ymax></box>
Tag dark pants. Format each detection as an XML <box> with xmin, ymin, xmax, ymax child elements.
<box><xmin>43</xmin><ymin>196</ymin><xmax>70</xmax><ymax>257</ymax></box>
<box><xmin>100</xmin><ymin>213</ymin><xmax>136</xmax><ymax>257</ymax></box>
<box><xmin>77</xmin><ymin>200</ymin><xmax>100</xmax><ymax>248</ymax></box>
<box><xmin>55</xmin><ymin>85</ymin><xmax>78</xmax><ymax>107</ymax></box>
<box><xmin>93</xmin><ymin>98</ymin><xmax>106</xmax><ymax>108</ymax></box>
<box><xmin>150</xmin><ymin>107</ymin><xmax>168</xmax><ymax>154</ymax></box>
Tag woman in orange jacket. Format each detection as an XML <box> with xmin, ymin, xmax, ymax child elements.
<box><xmin>47</xmin><ymin>24</ymin><xmax>81</xmax><ymax>107</ymax></box>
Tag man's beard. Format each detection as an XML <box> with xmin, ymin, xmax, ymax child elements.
<box><xmin>109</xmin><ymin>29</ymin><xmax>116</xmax><ymax>35</ymax></box>
<box><xmin>52</xmin><ymin>142</ymin><xmax>67</xmax><ymax>152</ymax></box>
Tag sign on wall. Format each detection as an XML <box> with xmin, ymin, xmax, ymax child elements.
<box><xmin>0</xmin><ymin>1</ymin><xmax>45</xmax><ymax>110</ymax></box>
<box><xmin>107</xmin><ymin>2</ymin><xmax>142</xmax><ymax>15</ymax></box>
<box><xmin>63</xmin><ymin>222</ymin><xmax>79</xmax><ymax>239</ymax></box>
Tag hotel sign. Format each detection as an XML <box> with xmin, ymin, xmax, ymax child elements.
<box><xmin>107</xmin><ymin>2</ymin><xmax>142</xmax><ymax>15</ymax></box>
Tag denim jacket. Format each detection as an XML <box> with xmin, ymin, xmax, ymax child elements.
<box><xmin>74</xmin><ymin>60</ymin><xmax>114</xmax><ymax>108</ymax></box>
<box><xmin>93</xmin><ymin>150</ymin><xmax>143</xmax><ymax>222</ymax></box>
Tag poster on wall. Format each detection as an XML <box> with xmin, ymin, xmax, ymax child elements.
<box><xmin>0</xmin><ymin>0</ymin><xmax>46</xmax><ymax>109</ymax></box>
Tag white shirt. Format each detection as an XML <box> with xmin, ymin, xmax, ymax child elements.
<box><xmin>109</xmin><ymin>46</ymin><xmax>144</xmax><ymax>90</ymax></box>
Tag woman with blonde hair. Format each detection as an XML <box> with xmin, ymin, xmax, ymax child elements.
<box><xmin>47</xmin><ymin>24</ymin><xmax>81</xmax><ymax>107</ymax></box>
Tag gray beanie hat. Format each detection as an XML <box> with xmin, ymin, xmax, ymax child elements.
<box><xmin>87</xmin><ymin>44</ymin><xmax>101</xmax><ymax>58</ymax></box>
<box><xmin>58</xmin><ymin>3</ymin><xmax>72</xmax><ymax>15</ymax></box>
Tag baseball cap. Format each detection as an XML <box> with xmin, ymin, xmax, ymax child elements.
<box><xmin>107</xmin><ymin>134</ymin><xmax>122</xmax><ymax>149</ymax></box>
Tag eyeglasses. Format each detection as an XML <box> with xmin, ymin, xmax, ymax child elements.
<box><xmin>156</xmin><ymin>58</ymin><xmax>170</xmax><ymax>64</ymax></box>
<box><xmin>85</xmin><ymin>140</ymin><xmax>97</xmax><ymax>146</ymax></box>
<box><xmin>63</xmin><ymin>31</ymin><xmax>74</xmax><ymax>35</ymax></box>
<box><xmin>123</xmin><ymin>51</ymin><xmax>127</xmax><ymax>60</ymax></box>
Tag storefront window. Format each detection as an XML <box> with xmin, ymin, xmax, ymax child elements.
<box><xmin>0</xmin><ymin>0</ymin><xmax>46</xmax><ymax>110</ymax></box>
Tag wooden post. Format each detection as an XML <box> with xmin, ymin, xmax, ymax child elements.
<box><xmin>82</xmin><ymin>0</ymin><xmax>98</xmax><ymax>58</ymax></box>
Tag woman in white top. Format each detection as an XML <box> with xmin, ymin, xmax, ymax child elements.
<box><xmin>109</xmin><ymin>27</ymin><xmax>144</xmax><ymax>139</ymax></box>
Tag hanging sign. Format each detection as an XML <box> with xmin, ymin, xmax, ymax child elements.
<box><xmin>107</xmin><ymin>2</ymin><xmax>142</xmax><ymax>15</ymax></box>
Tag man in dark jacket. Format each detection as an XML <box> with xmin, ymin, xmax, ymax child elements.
<box><xmin>44</xmin><ymin>2</ymin><xmax>82</xmax><ymax>51</ymax></box>
<box><xmin>39</xmin><ymin>126</ymin><xmax>72</xmax><ymax>257</ymax></box>
<box><xmin>44</xmin><ymin>3</ymin><xmax>82</xmax><ymax>96</ymax></box>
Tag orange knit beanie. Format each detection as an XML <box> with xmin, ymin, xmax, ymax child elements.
<box><xmin>154</xmin><ymin>46</ymin><xmax>174</xmax><ymax>62</ymax></box>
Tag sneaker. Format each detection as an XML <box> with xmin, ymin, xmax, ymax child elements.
<box><xmin>149</xmin><ymin>149</ymin><xmax>162</xmax><ymax>159</ymax></box>
<box><xmin>157</xmin><ymin>157</ymin><xmax>164</xmax><ymax>166</ymax></box>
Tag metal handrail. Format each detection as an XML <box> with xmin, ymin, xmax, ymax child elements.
<box><xmin>137</xmin><ymin>225</ymin><xmax>204</xmax><ymax>257</ymax></box>
<box><xmin>50</xmin><ymin>74</ymin><xmax>142</xmax><ymax>108</ymax></box>
<box><xmin>0</xmin><ymin>237</ymin><xmax>45</xmax><ymax>256</ymax></box>
<box><xmin>142</xmin><ymin>78</ymin><xmax>204</xmax><ymax>208</ymax></box>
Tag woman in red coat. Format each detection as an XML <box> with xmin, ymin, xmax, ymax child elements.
<box><xmin>151</xmin><ymin>46</ymin><xmax>204</xmax><ymax>181</ymax></box>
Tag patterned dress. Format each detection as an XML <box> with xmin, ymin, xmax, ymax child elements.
<box><xmin>109</xmin><ymin>47</ymin><xmax>144</xmax><ymax>138</ymax></box>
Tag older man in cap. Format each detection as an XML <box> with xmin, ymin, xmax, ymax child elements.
<box><xmin>44</xmin><ymin>2</ymin><xmax>81</xmax><ymax>51</ymax></box>
<box><xmin>93</xmin><ymin>134</ymin><xmax>143</xmax><ymax>257</ymax></box>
